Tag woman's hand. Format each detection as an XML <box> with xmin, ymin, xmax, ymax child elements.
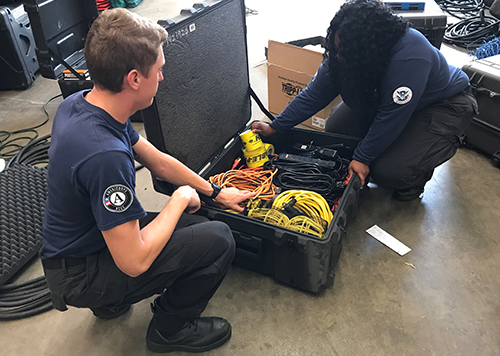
<box><xmin>348</xmin><ymin>160</ymin><xmax>370</xmax><ymax>188</ymax></box>
<box><xmin>251</xmin><ymin>121</ymin><xmax>276</xmax><ymax>136</ymax></box>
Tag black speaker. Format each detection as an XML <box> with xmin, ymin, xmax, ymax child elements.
<box><xmin>23</xmin><ymin>0</ymin><xmax>98</xmax><ymax>80</ymax></box>
<box><xmin>0</xmin><ymin>3</ymin><xmax>39</xmax><ymax>90</ymax></box>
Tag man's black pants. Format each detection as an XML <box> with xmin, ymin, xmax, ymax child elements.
<box><xmin>325</xmin><ymin>88</ymin><xmax>478</xmax><ymax>190</ymax></box>
<box><xmin>42</xmin><ymin>214</ymin><xmax>235</xmax><ymax>318</ymax></box>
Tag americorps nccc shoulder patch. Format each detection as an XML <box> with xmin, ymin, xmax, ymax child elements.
<box><xmin>103</xmin><ymin>184</ymin><xmax>134</xmax><ymax>212</ymax></box>
<box><xmin>393</xmin><ymin>86</ymin><xmax>412</xmax><ymax>105</ymax></box>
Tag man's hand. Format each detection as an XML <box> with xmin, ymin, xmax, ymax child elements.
<box><xmin>214</xmin><ymin>187</ymin><xmax>257</xmax><ymax>212</ymax></box>
<box><xmin>348</xmin><ymin>160</ymin><xmax>370</xmax><ymax>188</ymax></box>
<box><xmin>172</xmin><ymin>185</ymin><xmax>201</xmax><ymax>214</ymax></box>
<box><xmin>251</xmin><ymin>121</ymin><xmax>276</xmax><ymax>137</ymax></box>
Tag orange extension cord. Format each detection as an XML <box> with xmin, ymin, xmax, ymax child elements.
<box><xmin>208</xmin><ymin>166</ymin><xmax>278</xmax><ymax>200</ymax></box>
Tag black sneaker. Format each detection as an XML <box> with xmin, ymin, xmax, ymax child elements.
<box><xmin>392</xmin><ymin>186</ymin><xmax>424</xmax><ymax>202</ymax></box>
<box><xmin>91</xmin><ymin>304</ymin><xmax>131</xmax><ymax>320</ymax></box>
<box><xmin>146</xmin><ymin>316</ymin><xmax>232</xmax><ymax>353</ymax></box>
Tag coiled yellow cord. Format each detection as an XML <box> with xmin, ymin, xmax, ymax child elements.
<box><xmin>246</xmin><ymin>190</ymin><xmax>333</xmax><ymax>238</ymax></box>
<box><xmin>272</xmin><ymin>190</ymin><xmax>333</xmax><ymax>223</ymax></box>
<box><xmin>288</xmin><ymin>215</ymin><xmax>326</xmax><ymax>237</ymax></box>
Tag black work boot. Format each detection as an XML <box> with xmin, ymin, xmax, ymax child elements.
<box><xmin>91</xmin><ymin>304</ymin><xmax>131</xmax><ymax>320</ymax></box>
<box><xmin>392</xmin><ymin>185</ymin><xmax>425</xmax><ymax>202</ymax></box>
<box><xmin>146</xmin><ymin>299</ymin><xmax>231</xmax><ymax>353</ymax></box>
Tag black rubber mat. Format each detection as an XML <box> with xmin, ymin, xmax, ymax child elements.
<box><xmin>0</xmin><ymin>164</ymin><xmax>47</xmax><ymax>287</ymax></box>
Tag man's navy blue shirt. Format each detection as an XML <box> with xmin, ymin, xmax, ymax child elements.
<box><xmin>270</xmin><ymin>28</ymin><xmax>470</xmax><ymax>165</ymax></box>
<box><xmin>41</xmin><ymin>90</ymin><xmax>147</xmax><ymax>258</ymax></box>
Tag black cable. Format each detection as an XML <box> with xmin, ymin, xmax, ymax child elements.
<box><xmin>443</xmin><ymin>13</ymin><xmax>500</xmax><ymax>49</ymax></box>
<box><xmin>5</xmin><ymin>135</ymin><xmax>51</xmax><ymax>169</ymax></box>
<box><xmin>276</xmin><ymin>170</ymin><xmax>335</xmax><ymax>195</ymax></box>
<box><xmin>0</xmin><ymin>94</ymin><xmax>61</xmax><ymax>164</ymax></box>
<box><xmin>245</xmin><ymin>6</ymin><xmax>258</xmax><ymax>15</ymax></box>
<box><xmin>435</xmin><ymin>0</ymin><xmax>485</xmax><ymax>19</ymax></box>
<box><xmin>0</xmin><ymin>276</ymin><xmax>54</xmax><ymax>320</ymax></box>
<box><xmin>0</xmin><ymin>287</ymin><xmax>48</xmax><ymax>301</ymax></box>
<box><xmin>0</xmin><ymin>290</ymin><xmax>49</xmax><ymax>307</ymax></box>
<box><xmin>271</xmin><ymin>160</ymin><xmax>335</xmax><ymax>193</ymax></box>
<box><xmin>0</xmin><ymin>275</ymin><xmax>44</xmax><ymax>291</ymax></box>
<box><xmin>0</xmin><ymin>297</ymin><xmax>53</xmax><ymax>321</ymax></box>
<box><xmin>264</xmin><ymin>156</ymin><xmax>350</xmax><ymax>206</ymax></box>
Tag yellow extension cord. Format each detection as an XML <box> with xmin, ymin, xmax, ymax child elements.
<box><xmin>247</xmin><ymin>190</ymin><xmax>333</xmax><ymax>238</ymax></box>
<box><xmin>272</xmin><ymin>190</ymin><xmax>333</xmax><ymax>222</ymax></box>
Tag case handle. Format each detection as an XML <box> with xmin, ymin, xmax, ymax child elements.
<box><xmin>470</xmin><ymin>73</ymin><xmax>500</xmax><ymax>98</ymax></box>
<box><xmin>232</xmin><ymin>231</ymin><xmax>264</xmax><ymax>260</ymax></box>
<box><xmin>475</xmin><ymin>87</ymin><xmax>500</xmax><ymax>98</ymax></box>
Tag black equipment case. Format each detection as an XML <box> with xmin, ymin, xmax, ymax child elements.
<box><xmin>0</xmin><ymin>2</ymin><xmax>39</xmax><ymax>90</ymax></box>
<box><xmin>394</xmin><ymin>0</ymin><xmax>447</xmax><ymax>49</ymax></box>
<box><xmin>140</xmin><ymin>0</ymin><xmax>362</xmax><ymax>294</ymax></box>
<box><xmin>23</xmin><ymin>0</ymin><xmax>97</xmax><ymax>97</ymax></box>
<box><xmin>462</xmin><ymin>55</ymin><xmax>500</xmax><ymax>167</ymax></box>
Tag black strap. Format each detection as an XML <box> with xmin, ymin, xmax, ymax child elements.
<box><xmin>249</xmin><ymin>86</ymin><xmax>276</xmax><ymax>122</ymax></box>
<box><xmin>49</xmin><ymin>48</ymin><xmax>86</xmax><ymax>80</ymax></box>
<box><xmin>199</xmin><ymin>194</ymin><xmax>221</xmax><ymax>208</ymax></box>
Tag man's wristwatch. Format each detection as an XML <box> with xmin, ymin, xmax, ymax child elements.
<box><xmin>210</xmin><ymin>182</ymin><xmax>222</xmax><ymax>200</ymax></box>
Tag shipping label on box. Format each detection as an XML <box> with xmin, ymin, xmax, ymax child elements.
<box><xmin>267</xmin><ymin>40</ymin><xmax>341</xmax><ymax>132</ymax></box>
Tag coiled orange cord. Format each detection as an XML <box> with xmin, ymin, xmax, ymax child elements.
<box><xmin>208</xmin><ymin>166</ymin><xmax>278</xmax><ymax>200</ymax></box>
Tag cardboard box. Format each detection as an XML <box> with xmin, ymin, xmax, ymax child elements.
<box><xmin>267</xmin><ymin>40</ymin><xmax>341</xmax><ymax>131</ymax></box>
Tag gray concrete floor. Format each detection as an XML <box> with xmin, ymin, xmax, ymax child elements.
<box><xmin>1</xmin><ymin>0</ymin><xmax>500</xmax><ymax>355</ymax></box>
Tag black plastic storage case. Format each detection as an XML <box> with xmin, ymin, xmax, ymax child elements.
<box><xmin>23</xmin><ymin>0</ymin><xmax>97</xmax><ymax>97</ymax></box>
<box><xmin>395</xmin><ymin>0</ymin><xmax>447</xmax><ymax>49</ymax></box>
<box><xmin>140</xmin><ymin>0</ymin><xmax>362</xmax><ymax>294</ymax></box>
<box><xmin>462</xmin><ymin>54</ymin><xmax>500</xmax><ymax>167</ymax></box>
<box><xmin>0</xmin><ymin>2</ymin><xmax>39</xmax><ymax>90</ymax></box>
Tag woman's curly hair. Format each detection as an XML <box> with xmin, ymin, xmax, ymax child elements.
<box><xmin>324</xmin><ymin>0</ymin><xmax>408</xmax><ymax>108</ymax></box>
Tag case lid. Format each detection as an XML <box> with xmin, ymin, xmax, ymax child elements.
<box><xmin>142</xmin><ymin>0</ymin><xmax>251</xmax><ymax>173</ymax></box>
<box><xmin>23</xmin><ymin>0</ymin><xmax>98</xmax><ymax>79</ymax></box>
